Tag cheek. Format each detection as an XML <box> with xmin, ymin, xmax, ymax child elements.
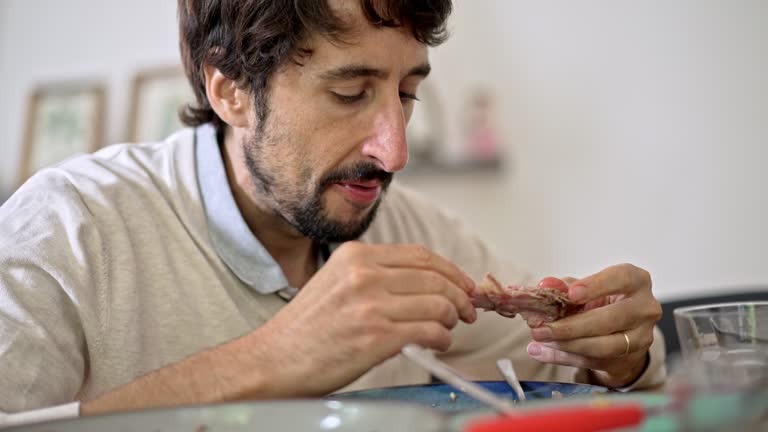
<box><xmin>299</xmin><ymin>164</ymin><xmax>314</xmax><ymax>188</ymax></box>
<box><xmin>286</xmin><ymin>147</ymin><xmax>329</xmax><ymax>194</ymax></box>
<box><xmin>267</xmin><ymin>102</ymin><xmax>361</xmax><ymax>188</ymax></box>
<box><xmin>302</xmin><ymin>128</ymin><xmax>355</xmax><ymax>178</ymax></box>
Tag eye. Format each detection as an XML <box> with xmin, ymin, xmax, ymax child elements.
<box><xmin>332</xmin><ymin>91</ymin><xmax>366</xmax><ymax>104</ymax></box>
<box><xmin>399</xmin><ymin>91</ymin><xmax>420</xmax><ymax>102</ymax></box>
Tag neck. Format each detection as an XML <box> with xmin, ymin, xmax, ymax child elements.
<box><xmin>221</xmin><ymin>128</ymin><xmax>317</xmax><ymax>288</ymax></box>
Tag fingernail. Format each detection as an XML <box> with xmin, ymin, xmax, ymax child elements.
<box><xmin>570</xmin><ymin>285</ymin><xmax>587</xmax><ymax>302</ymax></box>
<box><xmin>532</xmin><ymin>326</ymin><xmax>553</xmax><ymax>341</ymax></box>
<box><xmin>527</xmin><ymin>343</ymin><xmax>542</xmax><ymax>356</ymax></box>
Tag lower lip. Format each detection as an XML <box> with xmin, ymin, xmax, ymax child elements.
<box><xmin>334</xmin><ymin>183</ymin><xmax>381</xmax><ymax>205</ymax></box>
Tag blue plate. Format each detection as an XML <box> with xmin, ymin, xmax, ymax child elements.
<box><xmin>332</xmin><ymin>381</ymin><xmax>609</xmax><ymax>413</ymax></box>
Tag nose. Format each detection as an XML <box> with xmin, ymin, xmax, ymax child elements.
<box><xmin>360</xmin><ymin>97</ymin><xmax>409</xmax><ymax>172</ymax></box>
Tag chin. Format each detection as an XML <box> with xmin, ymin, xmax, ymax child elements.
<box><xmin>328</xmin><ymin>214</ymin><xmax>373</xmax><ymax>234</ymax></box>
<box><xmin>293</xmin><ymin>189</ymin><xmax>384</xmax><ymax>243</ymax></box>
<box><xmin>302</xmin><ymin>206</ymin><xmax>380</xmax><ymax>243</ymax></box>
<box><xmin>335</xmin><ymin>203</ymin><xmax>376</xmax><ymax>220</ymax></box>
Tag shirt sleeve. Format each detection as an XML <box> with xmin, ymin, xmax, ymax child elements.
<box><xmin>0</xmin><ymin>172</ymin><xmax>98</xmax><ymax>412</ymax></box>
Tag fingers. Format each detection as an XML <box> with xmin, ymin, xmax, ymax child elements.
<box><xmin>394</xmin><ymin>321</ymin><xmax>453</xmax><ymax>352</ymax></box>
<box><xmin>387</xmin><ymin>269</ymin><xmax>477</xmax><ymax>323</ymax></box>
<box><xmin>526</xmin><ymin>342</ymin><xmax>600</xmax><ymax>369</ymax></box>
<box><xmin>533</xmin><ymin>292</ymin><xmax>662</xmax><ymax>342</ymax></box>
<box><xmin>534</xmin><ymin>324</ymin><xmax>654</xmax><ymax>359</ymax></box>
<box><xmin>379</xmin><ymin>294</ymin><xmax>460</xmax><ymax>329</ymax></box>
<box><xmin>526</xmin><ymin>342</ymin><xmax>642</xmax><ymax>372</ymax></box>
<box><xmin>335</xmin><ymin>242</ymin><xmax>476</xmax><ymax>294</ymax></box>
<box><xmin>527</xmin><ymin>320</ymin><xmax>655</xmax><ymax>388</ymax></box>
<box><xmin>526</xmin><ymin>340</ymin><xmax>650</xmax><ymax>387</ymax></box>
<box><xmin>532</xmin><ymin>298</ymin><xmax>642</xmax><ymax>341</ymax></box>
<box><xmin>530</xmin><ymin>264</ymin><xmax>659</xmax><ymax>343</ymax></box>
<box><xmin>568</xmin><ymin>263</ymin><xmax>651</xmax><ymax>303</ymax></box>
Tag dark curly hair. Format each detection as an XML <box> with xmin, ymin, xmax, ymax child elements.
<box><xmin>178</xmin><ymin>0</ymin><xmax>453</xmax><ymax>132</ymax></box>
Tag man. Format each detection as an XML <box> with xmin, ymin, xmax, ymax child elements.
<box><xmin>0</xmin><ymin>0</ymin><xmax>665</xmax><ymax>422</ymax></box>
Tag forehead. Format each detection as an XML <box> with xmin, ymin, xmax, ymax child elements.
<box><xmin>328</xmin><ymin>0</ymin><xmax>362</xmax><ymax>24</ymax></box>
<box><xmin>299</xmin><ymin>0</ymin><xmax>429</xmax><ymax>75</ymax></box>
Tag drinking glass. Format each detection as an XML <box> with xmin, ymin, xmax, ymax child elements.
<box><xmin>674</xmin><ymin>301</ymin><xmax>768</xmax><ymax>385</ymax></box>
<box><xmin>671</xmin><ymin>302</ymin><xmax>768</xmax><ymax>431</ymax></box>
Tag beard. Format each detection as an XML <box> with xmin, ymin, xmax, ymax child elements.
<box><xmin>243</xmin><ymin>129</ymin><xmax>394</xmax><ymax>244</ymax></box>
<box><xmin>289</xmin><ymin>162</ymin><xmax>393</xmax><ymax>242</ymax></box>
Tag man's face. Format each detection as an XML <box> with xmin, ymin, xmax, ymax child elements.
<box><xmin>242</xmin><ymin>2</ymin><xmax>429</xmax><ymax>243</ymax></box>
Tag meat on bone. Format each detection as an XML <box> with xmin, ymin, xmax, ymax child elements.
<box><xmin>470</xmin><ymin>273</ymin><xmax>583</xmax><ymax>327</ymax></box>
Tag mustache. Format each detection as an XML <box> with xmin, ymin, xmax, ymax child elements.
<box><xmin>319</xmin><ymin>162</ymin><xmax>394</xmax><ymax>190</ymax></box>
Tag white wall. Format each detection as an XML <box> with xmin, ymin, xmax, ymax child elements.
<box><xmin>0</xmin><ymin>0</ymin><xmax>180</xmax><ymax>194</ymax></box>
<box><xmin>1</xmin><ymin>1</ymin><xmax>767</xmax><ymax>300</ymax></box>
<box><xmin>422</xmin><ymin>0</ymin><xmax>768</xmax><ymax>300</ymax></box>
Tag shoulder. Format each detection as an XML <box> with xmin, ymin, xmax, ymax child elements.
<box><xmin>53</xmin><ymin>128</ymin><xmax>196</xmax><ymax>191</ymax></box>
<box><xmin>0</xmin><ymin>128</ymin><xmax>198</xmax><ymax>249</ymax></box>
<box><xmin>0</xmin><ymin>162</ymin><xmax>102</xmax><ymax>286</ymax></box>
<box><xmin>7</xmin><ymin>128</ymin><xmax>195</xmax><ymax>213</ymax></box>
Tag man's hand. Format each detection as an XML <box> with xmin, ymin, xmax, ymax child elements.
<box><xmin>82</xmin><ymin>242</ymin><xmax>476</xmax><ymax>415</ymax></box>
<box><xmin>248</xmin><ymin>241</ymin><xmax>478</xmax><ymax>396</ymax></box>
<box><xmin>525</xmin><ymin>264</ymin><xmax>661</xmax><ymax>388</ymax></box>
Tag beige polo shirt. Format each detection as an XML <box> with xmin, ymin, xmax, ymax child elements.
<box><xmin>0</xmin><ymin>124</ymin><xmax>665</xmax><ymax>419</ymax></box>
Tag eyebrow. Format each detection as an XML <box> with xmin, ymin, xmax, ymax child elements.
<box><xmin>319</xmin><ymin>62</ymin><xmax>431</xmax><ymax>81</ymax></box>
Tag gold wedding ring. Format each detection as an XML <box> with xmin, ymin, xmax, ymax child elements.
<box><xmin>617</xmin><ymin>331</ymin><xmax>631</xmax><ymax>358</ymax></box>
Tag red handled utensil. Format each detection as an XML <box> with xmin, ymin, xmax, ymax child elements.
<box><xmin>465</xmin><ymin>402</ymin><xmax>649</xmax><ymax>432</ymax></box>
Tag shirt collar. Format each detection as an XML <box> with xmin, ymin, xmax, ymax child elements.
<box><xmin>195</xmin><ymin>123</ymin><xmax>289</xmax><ymax>294</ymax></box>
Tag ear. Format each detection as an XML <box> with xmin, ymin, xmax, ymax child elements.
<box><xmin>204</xmin><ymin>64</ymin><xmax>251</xmax><ymax>128</ymax></box>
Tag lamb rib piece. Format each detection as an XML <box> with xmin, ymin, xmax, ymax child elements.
<box><xmin>470</xmin><ymin>273</ymin><xmax>583</xmax><ymax>327</ymax></box>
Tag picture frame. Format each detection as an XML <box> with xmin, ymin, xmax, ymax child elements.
<box><xmin>127</xmin><ymin>66</ymin><xmax>195</xmax><ymax>143</ymax></box>
<box><xmin>17</xmin><ymin>82</ymin><xmax>106</xmax><ymax>186</ymax></box>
